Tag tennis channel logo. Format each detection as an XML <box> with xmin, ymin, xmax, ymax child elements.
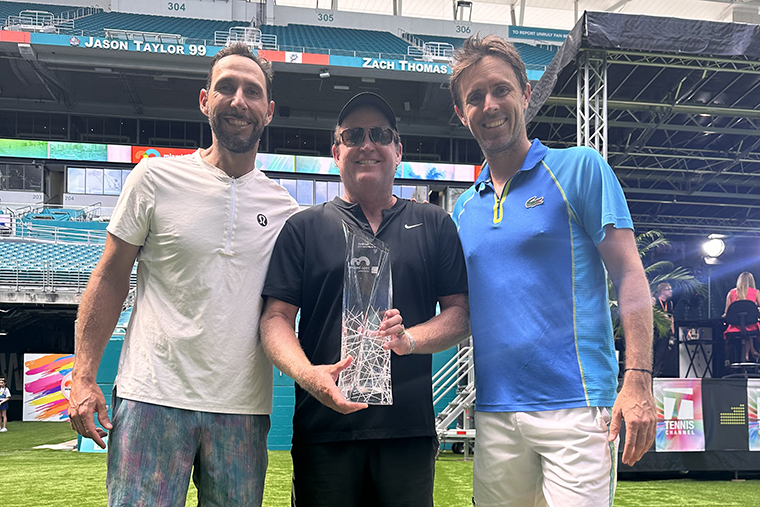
<box><xmin>663</xmin><ymin>387</ymin><xmax>696</xmax><ymax>435</ymax></box>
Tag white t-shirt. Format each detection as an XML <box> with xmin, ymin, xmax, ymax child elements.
<box><xmin>107</xmin><ymin>151</ymin><xmax>299</xmax><ymax>414</ymax></box>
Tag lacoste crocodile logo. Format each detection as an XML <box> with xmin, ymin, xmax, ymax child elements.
<box><xmin>525</xmin><ymin>196</ymin><xmax>544</xmax><ymax>209</ymax></box>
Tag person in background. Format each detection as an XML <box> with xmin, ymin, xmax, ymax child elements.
<box><xmin>448</xmin><ymin>34</ymin><xmax>656</xmax><ymax>506</ymax></box>
<box><xmin>0</xmin><ymin>377</ymin><xmax>9</xmax><ymax>432</ymax></box>
<box><xmin>652</xmin><ymin>282</ymin><xmax>675</xmax><ymax>377</ymax></box>
<box><xmin>723</xmin><ymin>271</ymin><xmax>760</xmax><ymax>361</ymax></box>
<box><xmin>67</xmin><ymin>43</ymin><xmax>299</xmax><ymax>507</ymax></box>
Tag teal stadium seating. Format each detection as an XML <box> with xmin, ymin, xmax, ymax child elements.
<box><xmin>0</xmin><ymin>241</ymin><xmax>103</xmax><ymax>271</ymax></box>
<box><xmin>413</xmin><ymin>33</ymin><xmax>558</xmax><ymax>68</ymax></box>
<box><xmin>0</xmin><ymin>1</ymin><xmax>80</xmax><ymax>23</ymax></box>
<box><xmin>259</xmin><ymin>24</ymin><xmax>411</xmax><ymax>58</ymax></box>
<box><xmin>69</xmin><ymin>11</ymin><xmax>242</xmax><ymax>42</ymax></box>
<box><xmin>0</xmin><ymin>2</ymin><xmax>555</xmax><ymax>69</ymax></box>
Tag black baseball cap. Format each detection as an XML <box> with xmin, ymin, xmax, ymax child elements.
<box><xmin>337</xmin><ymin>92</ymin><xmax>397</xmax><ymax>130</ymax></box>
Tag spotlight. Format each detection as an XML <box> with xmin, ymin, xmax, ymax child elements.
<box><xmin>319</xmin><ymin>69</ymin><xmax>330</xmax><ymax>79</ymax></box>
<box><xmin>702</xmin><ymin>238</ymin><xmax>725</xmax><ymax>258</ymax></box>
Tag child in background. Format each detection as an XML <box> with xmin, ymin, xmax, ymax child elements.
<box><xmin>0</xmin><ymin>377</ymin><xmax>9</xmax><ymax>432</ymax></box>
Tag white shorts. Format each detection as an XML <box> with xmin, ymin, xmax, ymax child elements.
<box><xmin>473</xmin><ymin>407</ymin><xmax>619</xmax><ymax>507</ymax></box>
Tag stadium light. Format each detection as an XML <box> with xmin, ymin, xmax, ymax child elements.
<box><xmin>702</xmin><ymin>237</ymin><xmax>725</xmax><ymax>258</ymax></box>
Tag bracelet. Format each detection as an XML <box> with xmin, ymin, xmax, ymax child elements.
<box><xmin>624</xmin><ymin>368</ymin><xmax>653</xmax><ymax>376</ymax></box>
<box><xmin>406</xmin><ymin>331</ymin><xmax>416</xmax><ymax>355</ymax></box>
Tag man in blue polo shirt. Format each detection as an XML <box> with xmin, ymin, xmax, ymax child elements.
<box><xmin>448</xmin><ymin>35</ymin><xmax>656</xmax><ymax>506</ymax></box>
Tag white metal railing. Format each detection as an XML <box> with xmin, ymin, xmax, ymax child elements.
<box><xmin>0</xmin><ymin>204</ymin><xmax>108</xmax><ymax>245</ymax></box>
<box><xmin>433</xmin><ymin>344</ymin><xmax>474</xmax><ymax>408</ymax></box>
<box><xmin>0</xmin><ymin>261</ymin><xmax>136</xmax><ymax>293</ymax></box>
<box><xmin>12</xmin><ymin>221</ymin><xmax>107</xmax><ymax>245</ymax></box>
<box><xmin>3</xmin><ymin>201</ymin><xmax>104</xmax><ymax>220</ymax></box>
<box><xmin>398</xmin><ymin>28</ymin><xmax>426</xmax><ymax>50</ymax></box>
<box><xmin>0</xmin><ymin>261</ymin><xmax>90</xmax><ymax>293</ymax></box>
<box><xmin>10</xmin><ymin>10</ymin><xmax>54</xmax><ymax>26</ymax></box>
<box><xmin>423</xmin><ymin>42</ymin><xmax>454</xmax><ymax>61</ymax></box>
<box><xmin>4</xmin><ymin>6</ymin><xmax>101</xmax><ymax>32</ymax></box>
<box><xmin>432</xmin><ymin>342</ymin><xmax>476</xmax><ymax>455</ymax></box>
<box><xmin>215</xmin><ymin>27</ymin><xmax>277</xmax><ymax>49</ymax></box>
<box><xmin>56</xmin><ymin>6</ymin><xmax>102</xmax><ymax>22</ymax></box>
<box><xmin>5</xmin><ymin>11</ymin><xmax>57</xmax><ymax>33</ymax></box>
<box><xmin>104</xmin><ymin>28</ymin><xmax>182</xmax><ymax>44</ymax></box>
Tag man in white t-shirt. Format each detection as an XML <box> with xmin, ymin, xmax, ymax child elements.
<box><xmin>68</xmin><ymin>43</ymin><xmax>299</xmax><ymax>507</ymax></box>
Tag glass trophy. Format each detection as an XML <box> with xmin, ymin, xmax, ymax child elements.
<box><xmin>337</xmin><ymin>221</ymin><xmax>393</xmax><ymax>405</ymax></box>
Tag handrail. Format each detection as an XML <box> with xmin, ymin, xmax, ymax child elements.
<box><xmin>13</xmin><ymin>221</ymin><xmax>108</xmax><ymax>245</ymax></box>
<box><xmin>104</xmin><ymin>28</ymin><xmax>182</xmax><ymax>43</ymax></box>
<box><xmin>0</xmin><ymin>260</ymin><xmax>136</xmax><ymax>294</ymax></box>
<box><xmin>432</xmin><ymin>345</ymin><xmax>473</xmax><ymax>407</ymax></box>
<box><xmin>397</xmin><ymin>28</ymin><xmax>425</xmax><ymax>50</ymax></box>
<box><xmin>56</xmin><ymin>6</ymin><xmax>102</xmax><ymax>22</ymax></box>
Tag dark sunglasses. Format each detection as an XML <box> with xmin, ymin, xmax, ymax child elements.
<box><xmin>339</xmin><ymin>126</ymin><xmax>397</xmax><ymax>147</ymax></box>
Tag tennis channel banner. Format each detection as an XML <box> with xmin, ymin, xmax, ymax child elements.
<box><xmin>654</xmin><ymin>378</ymin><xmax>760</xmax><ymax>452</ymax></box>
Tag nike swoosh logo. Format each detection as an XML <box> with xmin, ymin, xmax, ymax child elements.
<box><xmin>405</xmin><ymin>223</ymin><xmax>423</xmax><ymax>229</ymax></box>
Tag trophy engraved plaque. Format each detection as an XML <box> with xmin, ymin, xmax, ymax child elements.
<box><xmin>338</xmin><ymin>221</ymin><xmax>393</xmax><ymax>405</ymax></box>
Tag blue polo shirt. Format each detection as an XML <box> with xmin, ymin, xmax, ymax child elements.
<box><xmin>453</xmin><ymin>139</ymin><xmax>632</xmax><ymax>412</ymax></box>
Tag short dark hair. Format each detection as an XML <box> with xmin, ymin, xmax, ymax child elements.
<box><xmin>205</xmin><ymin>43</ymin><xmax>274</xmax><ymax>102</ymax></box>
<box><xmin>450</xmin><ymin>34</ymin><xmax>528</xmax><ymax>110</ymax></box>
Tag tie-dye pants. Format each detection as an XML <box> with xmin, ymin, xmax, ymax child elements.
<box><xmin>106</xmin><ymin>394</ymin><xmax>270</xmax><ymax>507</ymax></box>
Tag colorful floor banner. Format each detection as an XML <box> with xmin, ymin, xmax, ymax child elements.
<box><xmin>23</xmin><ymin>353</ymin><xmax>74</xmax><ymax>421</ymax></box>
<box><xmin>749</xmin><ymin>379</ymin><xmax>760</xmax><ymax>451</ymax></box>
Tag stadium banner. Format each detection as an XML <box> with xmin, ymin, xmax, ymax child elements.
<box><xmin>329</xmin><ymin>55</ymin><xmax>451</xmax><ymax>75</ymax></box>
<box><xmin>19</xmin><ymin>32</ymin><xmax>459</xmax><ymax>76</ymax></box>
<box><xmin>131</xmin><ymin>146</ymin><xmax>196</xmax><ymax>164</ymax></box>
<box><xmin>0</xmin><ymin>139</ymin><xmax>48</xmax><ymax>159</ymax></box>
<box><xmin>30</xmin><ymin>33</ymin><xmax>221</xmax><ymax>58</ymax></box>
<box><xmin>400</xmin><ymin>161</ymin><xmax>455</xmax><ymax>181</ymax></box>
<box><xmin>260</xmin><ymin>153</ymin><xmax>295</xmax><ymax>173</ymax></box>
<box><xmin>8</xmin><ymin>31</ymin><xmax>548</xmax><ymax>81</ymax></box>
<box><xmin>294</xmin><ymin>155</ymin><xmax>338</xmax><ymax>175</ymax></box>
<box><xmin>654</xmin><ymin>378</ymin><xmax>705</xmax><ymax>452</ymax></box>
<box><xmin>51</xmin><ymin>141</ymin><xmax>109</xmax><ymax>162</ymax></box>
<box><xmin>749</xmin><ymin>379</ymin><xmax>760</xmax><ymax>451</ymax></box>
<box><xmin>508</xmin><ymin>25</ymin><xmax>569</xmax><ymax>43</ymax></box>
<box><xmin>703</xmin><ymin>378</ymin><xmax>749</xmax><ymax>451</ymax></box>
<box><xmin>23</xmin><ymin>353</ymin><xmax>74</xmax><ymax>422</ymax></box>
<box><xmin>2</xmin><ymin>137</ymin><xmax>479</xmax><ymax>183</ymax></box>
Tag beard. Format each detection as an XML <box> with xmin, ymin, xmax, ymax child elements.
<box><xmin>209</xmin><ymin>111</ymin><xmax>265</xmax><ymax>154</ymax></box>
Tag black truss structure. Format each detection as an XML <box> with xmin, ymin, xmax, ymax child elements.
<box><xmin>527</xmin><ymin>11</ymin><xmax>760</xmax><ymax>238</ymax></box>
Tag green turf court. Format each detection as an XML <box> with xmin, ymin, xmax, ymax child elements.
<box><xmin>2</xmin><ymin>421</ymin><xmax>760</xmax><ymax>506</ymax></box>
